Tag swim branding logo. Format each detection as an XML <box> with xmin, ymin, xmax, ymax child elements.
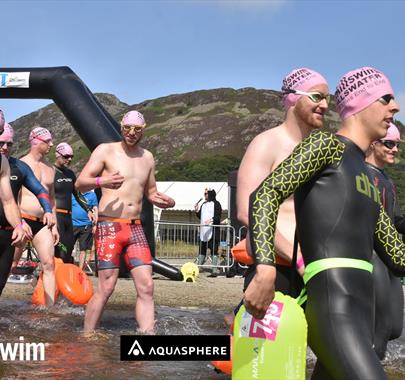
<box><xmin>0</xmin><ymin>336</ymin><xmax>46</xmax><ymax>361</ymax></box>
<box><xmin>0</xmin><ymin>72</ymin><xmax>30</xmax><ymax>88</ymax></box>
<box><xmin>120</xmin><ymin>335</ymin><xmax>230</xmax><ymax>361</ymax></box>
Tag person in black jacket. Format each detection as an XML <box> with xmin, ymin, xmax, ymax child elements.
<box><xmin>195</xmin><ymin>188</ymin><xmax>222</xmax><ymax>277</ymax></box>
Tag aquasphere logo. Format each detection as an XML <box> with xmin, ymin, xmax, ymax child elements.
<box><xmin>120</xmin><ymin>335</ymin><xmax>230</xmax><ymax>361</ymax></box>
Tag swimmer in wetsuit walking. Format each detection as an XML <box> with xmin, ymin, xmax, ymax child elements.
<box><xmin>53</xmin><ymin>142</ymin><xmax>94</xmax><ymax>263</ymax></box>
<box><xmin>366</xmin><ymin>122</ymin><xmax>405</xmax><ymax>359</ymax></box>
<box><xmin>0</xmin><ymin>123</ymin><xmax>54</xmax><ymax>293</ymax></box>
<box><xmin>244</xmin><ymin>67</ymin><xmax>405</xmax><ymax>379</ymax></box>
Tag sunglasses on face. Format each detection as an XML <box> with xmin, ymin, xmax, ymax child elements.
<box><xmin>121</xmin><ymin>125</ymin><xmax>145</xmax><ymax>134</ymax></box>
<box><xmin>378</xmin><ymin>94</ymin><xmax>395</xmax><ymax>105</ymax></box>
<box><xmin>283</xmin><ymin>88</ymin><xmax>331</xmax><ymax>104</ymax></box>
<box><xmin>378</xmin><ymin>140</ymin><xmax>400</xmax><ymax>149</ymax></box>
<box><xmin>35</xmin><ymin>136</ymin><xmax>52</xmax><ymax>145</ymax></box>
<box><xmin>62</xmin><ymin>155</ymin><xmax>73</xmax><ymax>159</ymax></box>
<box><xmin>0</xmin><ymin>141</ymin><xmax>13</xmax><ymax>147</ymax></box>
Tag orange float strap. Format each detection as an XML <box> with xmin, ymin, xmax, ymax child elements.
<box><xmin>231</xmin><ymin>238</ymin><xmax>292</xmax><ymax>266</ymax></box>
<box><xmin>231</xmin><ymin>239</ymin><xmax>254</xmax><ymax>265</ymax></box>
<box><xmin>55</xmin><ymin>264</ymin><xmax>93</xmax><ymax>305</ymax></box>
<box><xmin>211</xmin><ymin>321</ymin><xmax>234</xmax><ymax>375</ymax></box>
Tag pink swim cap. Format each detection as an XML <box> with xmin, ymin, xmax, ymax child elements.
<box><xmin>383</xmin><ymin>123</ymin><xmax>401</xmax><ymax>141</ymax></box>
<box><xmin>121</xmin><ymin>110</ymin><xmax>146</xmax><ymax>127</ymax></box>
<box><xmin>29</xmin><ymin>127</ymin><xmax>53</xmax><ymax>145</ymax></box>
<box><xmin>55</xmin><ymin>142</ymin><xmax>73</xmax><ymax>157</ymax></box>
<box><xmin>335</xmin><ymin>67</ymin><xmax>394</xmax><ymax>120</ymax></box>
<box><xmin>282</xmin><ymin>68</ymin><xmax>328</xmax><ymax>110</ymax></box>
<box><xmin>0</xmin><ymin>110</ymin><xmax>4</xmax><ymax>131</ymax></box>
<box><xmin>0</xmin><ymin>123</ymin><xmax>14</xmax><ymax>143</ymax></box>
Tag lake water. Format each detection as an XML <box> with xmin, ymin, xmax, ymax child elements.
<box><xmin>0</xmin><ymin>299</ymin><xmax>404</xmax><ymax>379</ymax></box>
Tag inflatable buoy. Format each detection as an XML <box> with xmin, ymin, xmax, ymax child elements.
<box><xmin>231</xmin><ymin>239</ymin><xmax>254</xmax><ymax>265</ymax></box>
<box><xmin>56</xmin><ymin>264</ymin><xmax>93</xmax><ymax>305</ymax></box>
<box><xmin>211</xmin><ymin>322</ymin><xmax>233</xmax><ymax>375</ymax></box>
<box><xmin>180</xmin><ymin>262</ymin><xmax>199</xmax><ymax>282</ymax></box>
<box><xmin>232</xmin><ymin>292</ymin><xmax>307</xmax><ymax>380</ymax></box>
<box><xmin>32</xmin><ymin>258</ymin><xmax>64</xmax><ymax>305</ymax></box>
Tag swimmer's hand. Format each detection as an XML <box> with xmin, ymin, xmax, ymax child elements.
<box><xmin>43</xmin><ymin>212</ymin><xmax>56</xmax><ymax>228</ymax></box>
<box><xmin>51</xmin><ymin>225</ymin><xmax>60</xmax><ymax>246</ymax></box>
<box><xmin>150</xmin><ymin>191</ymin><xmax>175</xmax><ymax>209</ymax></box>
<box><xmin>12</xmin><ymin>220</ymin><xmax>32</xmax><ymax>246</ymax></box>
<box><xmin>11</xmin><ymin>222</ymin><xmax>30</xmax><ymax>246</ymax></box>
<box><xmin>243</xmin><ymin>265</ymin><xmax>276</xmax><ymax>320</ymax></box>
<box><xmin>101</xmin><ymin>171</ymin><xmax>125</xmax><ymax>190</ymax></box>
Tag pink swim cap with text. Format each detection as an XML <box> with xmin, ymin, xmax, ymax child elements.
<box><xmin>121</xmin><ymin>110</ymin><xmax>146</xmax><ymax>127</ymax></box>
<box><xmin>29</xmin><ymin>127</ymin><xmax>53</xmax><ymax>145</ymax></box>
<box><xmin>335</xmin><ymin>67</ymin><xmax>394</xmax><ymax>120</ymax></box>
<box><xmin>55</xmin><ymin>142</ymin><xmax>73</xmax><ymax>157</ymax></box>
<box><xmin>0</xmin><ymin>123</ymin><xmax>14</xmax><ymax>143</ymax></box>
<box><xmin>282</xmin><ymin>68</ymin><xmax>328</xmax><ymax>110</ymax></box>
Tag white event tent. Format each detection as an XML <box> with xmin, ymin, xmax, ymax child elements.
<box><xmin>155</xmin><ymin>181</ymin><xmax>229</xmax><ymax>222</ymax></box>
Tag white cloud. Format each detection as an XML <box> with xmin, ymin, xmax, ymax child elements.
<box><xmin>217</xmin><ymin>0</ymin><xmax>288</xmax><ymax>11</ymax></box>
<box><xmin>395</xmin><ymin>92</ymin><xmax>405</xmax><ymax>124</ymax></box>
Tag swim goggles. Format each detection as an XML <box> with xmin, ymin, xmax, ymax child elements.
<box><xmin>378</xmin><ymin>94</ymin><xmax>395</xmax><ymax>105</ymax></box>
<box><xmin>283</xmin><ymin>88</ymin><xmax>331</xmax><ymax>104</ymax></box>
<box><xmin>121</xmin><ymin>125</ymin><xmax>145</xmax><ymax>134</ymax></box>
<box><xmin>378</xmin><ymin>140</ymin><xmax>400</xmax><ymax>149</ymax></box>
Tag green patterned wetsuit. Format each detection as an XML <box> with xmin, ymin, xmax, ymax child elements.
<box><xmin>249</xmin><ymin>130</ymin><xmax>405</xmax><ymax>380</ymax></box>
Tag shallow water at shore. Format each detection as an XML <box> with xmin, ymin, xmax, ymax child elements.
<box><xmin>0</xmin><ymin>299</ymin><xmax>404</xmax><ymax>379</ymax></box>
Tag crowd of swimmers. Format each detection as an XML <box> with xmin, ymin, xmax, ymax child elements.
<box><xmin>1</xmin><ymin>64</ymin><xmax>405</xmax><ymax>379</ymax></box>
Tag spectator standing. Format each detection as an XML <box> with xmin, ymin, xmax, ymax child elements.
<box><xmin>195</xmin><ymin>188</ymin><xmax>222</xmax><ymax>277</ymax></box>
<box><xmin>72</xmin><ymin>190</ymin><xmax>98</xmax><ymax>270</ymax></box>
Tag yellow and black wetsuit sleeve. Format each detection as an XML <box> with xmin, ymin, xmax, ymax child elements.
<box><xmin>249</xmin><ymin>130</ymin><xmax>345</xmax><ymax>266</ymax></box>
<box><xmin>374</xmin><ymin>204</ymin><xmax>405</xmax><ymax>276</ymax></box>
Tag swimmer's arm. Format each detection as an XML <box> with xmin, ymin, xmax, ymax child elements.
<box><xmin>75</xmin><ymin>145</ymin><xmax>109</xmax><ymax>192</ymax></box>
<box><xmin>374</xmin><ymin>205</ymin><xmax>405</xmax><ymax>276</ymax></box>
<box><xmin>237</xmin><ymin>132</ymin><xmax>301</xmax><ymax>266</ymax></box>
<box><xmin>0</xmin><ymin>156</ymin><xmax>23</xmax><ymax>228</ymax></box>
<box><xmin>249</xmin><ymin>130</ymin><xmax>345</xmax><ymax>266</ymax></box>
<box><xmin>17</xmin><ymin>159</ymin><xmax>53</xmax><ymax>214</ymax></box>
<box><xmin>145</xmin><ymin>156</ymin><xmax>175</xmax><ymax>209</ymax></box>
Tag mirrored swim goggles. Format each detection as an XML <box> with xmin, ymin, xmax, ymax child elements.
<box><xmin>378</xmin><ymin>139</ymin><xmax>400</xmax><ymax>149</ymax></box>
<box><xmin>121</xmin><ymin>124</ymin><xmax>146</xmax><ymax>134</ymax></box>
<box><xmin>283</xmin><ymin>88</ymin><xmax>331</xmax><ymax>104</ymax></box>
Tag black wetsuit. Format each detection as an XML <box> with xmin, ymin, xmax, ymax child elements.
<box><xmin>0</xmin><ymin>157</ymin><xmax>52</xmax><ymax>295</ymax></box>
<box><xmin>249</xmin><ymin>130</ymin><xmax>405</xmax><ymax>380</ymax></box>
<box><xmin>367</xmin><ymin>162</ymin><xmax>405</xmax><ymax>359</ymax></box>
<box><xmin>54</xmin><ymin>165</ymin><xmax>90</xmax><ymax>263</ymax></box>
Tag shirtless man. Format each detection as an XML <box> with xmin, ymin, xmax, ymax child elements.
<box><xmin>17</xmin><ymin>127</ymin><xmax>59</xmax><ymax>306</ymax></box>
<box><xmin>76</xmin><ymin>110</ymin><xmax>175</xmax><ymax>334</ymax></box>
<box><xmin>237</xmin><ymin>68</ymin><xmax>329</xmax><ymax>299</ymax></box>
<box><xmin>0</xmin><ymin>123</ymin><xmax>54</xmax><ymax>293</ymax></box>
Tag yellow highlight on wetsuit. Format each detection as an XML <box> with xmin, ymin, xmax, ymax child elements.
<box><xmin>181</xmin><ymin>262</ymin><xmax>199</xmax><ymax>282</ymax></box>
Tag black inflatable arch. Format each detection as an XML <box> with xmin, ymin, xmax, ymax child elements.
<box><xmin>0</xmin><ymin>66</ymin><xmax>182</xmax><ymax>281</ymax></box>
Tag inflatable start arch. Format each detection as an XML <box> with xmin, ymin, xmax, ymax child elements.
<box><xmin>0</xmin><ymin>67</ymin><xmax>182</xmax><ymax>281</ymax></box>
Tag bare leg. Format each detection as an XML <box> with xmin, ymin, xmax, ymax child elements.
<box><xmin>32</xmin><ymin>228</ymin><xmax>55</xmax><ymax>306</ymax></box>
<box><xmin>79</xmin><ymin>250</ymin><xmax>86</xmax><ymax>270</ymax></box>
<box><xmin>11</xmin><ymin>245</ymin><xmax>25</xmax><ymax>273</ymax></box>
<box><xmin>84</xmin><ymin>268</ymin><xmax>119</xmax><ymax>333</ymax></box>
<box><xmin>131</xmin><ymin>265</ymin><xmax>154</xmax><ymax>333</ymax></box>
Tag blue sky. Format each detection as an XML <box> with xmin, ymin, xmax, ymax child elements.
<box><xmin>1</xmin><ymin>0</ymin><xmax>405</xmax><ymax>123</ymax></box>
